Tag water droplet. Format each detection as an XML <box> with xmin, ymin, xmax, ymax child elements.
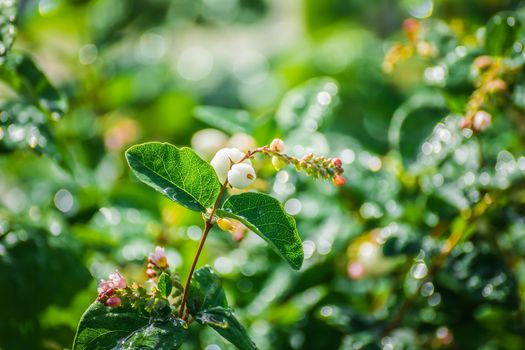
<box><xmin>421</xmin><ymin>281</ymin><xmax>434</xmax><ymax>296</ymax></box>
<box><xmin>303</xmin><ymin>240</ymin><xmax>316</xmax><ymax>259</ymax></box>
<box><xmin>411</xmin><ymin>261</ymin><xmax>428</xmax><ymax>279</ymax></box>
<box><xmin>320</xmin><ymin>305</ymin><xmax>333</xmax><ymax>317</ymax></box>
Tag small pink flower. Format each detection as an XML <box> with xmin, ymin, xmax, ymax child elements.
<box><xmin>109</xmin><ymin>271</ymin><xmax>127</xmax><ymax>289</ymax></box>
<box><xmin>106</xmin><ymin>296</ymin><xmax>122</xmax><ymax>308</ymax></box>
<box><xmin>148</xmin><ymin>246</ymin><xmax>168</xmax><ymax>268</ymax></box>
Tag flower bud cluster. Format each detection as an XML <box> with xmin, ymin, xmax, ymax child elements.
<box><xmin>96</xmin><ymin>247</ymin><xmax>184</xmax><ymax>313</ymax></box>
<box><xmin>382</xmin><ymin>19</ymin><xmax>435</xmax><ymax>73</ymax></box>
<box><xmin>262</xmin><ymin>139</ymin><xmax>346</xmax><ymax>186</ymax></box>
<box><xmin>97</xmin><ymin>270</ymin><xmax>128</xmax><ymax>307</ymax></box>
<box><xmin>460</xmin><ymin>55</ymin><xmax>511</xmax><ymax>133</ymax></box>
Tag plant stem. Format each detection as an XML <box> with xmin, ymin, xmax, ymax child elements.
<box><xmin>178</xmin><ymin>220</ymin><xmax>213</xmax><ymax>319</ymax></box>
<box><xmin>178</xmin><ymin>148</ymin><xmax>262</xmax><ymax>320</ymax></box>
<box><xmin>178</xmin><ymin>182</ymin><xmax>228</xmax><ymax>320</ymax></box>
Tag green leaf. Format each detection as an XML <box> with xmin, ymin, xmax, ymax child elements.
<box><xmin>485</xmin><ymin>12</ymin><xmax>521</xmax><ymax>56</ymax></box>
<box><xmin>217</xmin><ymin>192</ymin><xmax>304</xmax><ymax>270</ymax></box>
<box><xmin>125</xmin><ymin>142</ymin><xmax>221</xmax><ymax>212</ymax></box>
<box><xmin>188</xmin><ymin>266</ymin><xmax>227</xmax><ymax>315</ymax></box>
<box><xmin>186</xmin><ymin>267</ymin><xmax>257</xmax><ymax>349</ymax></box>
<box><xmin>157</xmin><ymin>273</ymin><xmax>173</xmax><ymax>298</ymax></box>
<box><xmin>194</xmin><ymin>106</ymin><xmax>254</xmax><ymax>134</ymax></box>
<box><xmin>73</xmin><ymin>302</ymin><xmax>188</xmax><ymax>350</ymax></box>
<box><xmin>196</xmin><ymin>307</ymin><xmax>257</xmax><ymax>350</ymax></box>
<box><xmin>0</xmin><ymin>0</ymin><xmax>17</xmax><ymax>65</ymax></box>
<box><xmin>0</xmin><ymin>53</ymin><xmax>68</xmax><ymax>116</ymax></box>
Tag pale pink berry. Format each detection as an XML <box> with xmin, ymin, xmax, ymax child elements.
<box><xmin>473</xmin><ymin>111</ymin><xmax>492</xmax><ymax>132</ymax></box>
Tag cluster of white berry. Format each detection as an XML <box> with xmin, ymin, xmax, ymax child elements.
<box><xmin>211</xmin><ymin>147</ymin><xmax>256</xmax><ymax>189</ymax></box>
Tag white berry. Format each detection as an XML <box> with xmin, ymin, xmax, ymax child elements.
<box><xmin>211</xmin><ymin>148</ymin><xmax>249</xmax><ymax>183</ymax></box>
<box><xmin>228</xmin><ymin>163</ymin><xmax>256</xmax><ymax>189</ymax></box>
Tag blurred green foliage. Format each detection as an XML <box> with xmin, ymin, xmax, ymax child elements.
<box><xmin>3</xmin><ymin>0</ymin><xmax>525</xmax><ymax>349</ymax></box>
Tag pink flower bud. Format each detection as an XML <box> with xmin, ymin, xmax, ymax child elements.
<box><xmin>473</xmin><ymin>111</ymin><xmax>492</xmax><ymax>132</ymax></box>
<box><xmin>459</xmin><ymin>117</ymin><xmax>471</xmax><ymax>130</ymax></box>
<box><xmin>486</xmin><ymin>79</ymin><xmax>507</xmax><ymax>94</ymax></box>
<box><xmin>474</xmin><ymin>55</ymin><xmax>493</xmax><ymax>71</ymax></box>
<box><xmin>403</xmin><ymin>18</ymin><xmax>420</xmax><ymax>42</ymax></box>
<box><xmin>106</xmin><ymin>296</ymin><xmax>122</xmax><ymax>308</ymax></box>
<box><xmin>333</xmin><ymin>175</ymin><xmax>346</xmax><ymax>186</ymax></box>
<box><xmin>109</xmin><ymin>271</ymin><xmax>127</xmax><ymax>289</ymax></box>
<box><xmin>146</xmin><ymin>268</ymin><xmax>157</xmax><ymax>278</ymax></box>
<box><xmin>347</xmin><ymin>262</ymin><xmax>365</xmax><ymax>279</ymax></box>
<box><xmin>270</xmin><ymin>138</ymin><xmax>285</xmax><ymax>153</ymax></box>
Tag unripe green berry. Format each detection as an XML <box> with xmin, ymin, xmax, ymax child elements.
<box><xmin>272</xmin><ymin>156</ymin><xmax>286</xmax><ymax>170</ymax></box>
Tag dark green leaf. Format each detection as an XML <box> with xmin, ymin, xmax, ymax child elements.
<box><xmin>0</xmin><ymin>225</ymin><xmax>90</xmax><ymax>348</ymax></box>
<box><xmin>125</xmin><ymin>142</ymin><xmax>221</xmax><ymax>212</ymax></box>
<box><xmin>0</xmin><ymin>0</ymin><xmax>17</xmax><ymax>64</ymax></box>
<box><xmin>73</xmin><ymin>302</ymin><xmax>188</xmax><ymax>350</ymax></box>
<box><xmin>217</xmin><ymin>192</ymin><xmax>303</xmax><ymax>270</ymax></box>
<box><xmin>196</xmin><ymin>307</ymin><xmax>257</xmax><ymax>350</ymax></box>
<box><xmin>0</xmin><ymin>101</ymin><xmax>56</xmax><ymax>155</ymax></box>
<box><xmin>437</xmin><ymin>244</ymin><xmax>519</xmax><ymax>308</ymax></box>
<box><xmin>485</xmin><ymin>12</ymin><xmax>521</xmax><ymax>56</ymax></box>
<box><xmin>0</xmin><ymin>53</ymin><xmax>68</xmax><ymax>116</ymax></box>
<box><xmin>188</xmin><ymin>266</ymin><xmax>227</xmax><ymax>315</ymax></box>
<box><xmin>157</xmin><ymin>272</ymin><xmax>172</xmax><ymax>298</ymax></box>
<box><xmin>194</xmin><ymin>106</ymin><xmax>254</xmax><ymax>134</ymax></box>
<box><xmin>382</xmin><ymin>226</ymin><xmax>422</xmax><ymax>257</ymax></box>
<box><xmin>388</xmin><ymin>93</ymin><xmax>448</xmax><ymax>169</ymax></box>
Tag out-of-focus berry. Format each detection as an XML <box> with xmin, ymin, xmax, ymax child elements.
<box><xmin>272</xmin><ymin>156</ymin><xmax>286</xmax><ymax>171</ymax></box>
<box><xmin>227</xmin><ymin>133</ymin><xmax>256</xmax><ymax>152</ymax></box>
<box><xmin>191</xmin><ymin>129</ymin><xmax>228</xmax><ymax>159</ymax></box>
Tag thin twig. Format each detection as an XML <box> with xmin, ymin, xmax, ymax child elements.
<box><xmin>178</xmin><ymin>182</ymin><xmax>229</xmax><ymax>320</ymax></box>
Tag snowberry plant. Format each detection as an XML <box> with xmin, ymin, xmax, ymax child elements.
<box><xmin>72</xmin><ymin>140</ymin><xmax>344</xmax><ymax>349</ymax></box>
